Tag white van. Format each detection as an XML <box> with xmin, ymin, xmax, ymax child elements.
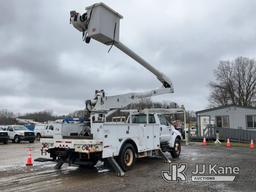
<box><xmin>35</xmin><ymin>122</ymin><xmax>85</xmax><ymax>140</ymax></box>
<box><xmin>34</xmin><ymin>124</ymin><xmax>53</xmax><ymax>140</ymax></box>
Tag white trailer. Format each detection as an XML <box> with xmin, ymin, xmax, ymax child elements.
<box><xmin>41</xmin><ymin>2</ymin><xmax>182</xmax><ymax>176</ymax></box>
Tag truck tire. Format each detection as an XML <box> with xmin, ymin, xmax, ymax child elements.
<box><xmin>170</xmin><ymin>138</ymin><xmax>181</xmax><ymax>158</ymax></box>
<box><xmin>117</xmin><ymin>143</ymin><xmax>136</xmax><ymax>171</ymax></box>
<box><xmin>36</xmin><ymin>133</ymin><xmax>41</xmax><ymax>141</ymax></box>
<box><xmin>14</xmin><ymin>135</ymin><xmax>20</xmax><ymax>143</ymax></box>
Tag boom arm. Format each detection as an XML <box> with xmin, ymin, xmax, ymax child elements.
<box><xmin>70</xmin><ymin>3</ymin><xmax>174</xmax><ymax>112</ymax></box>
<box><xmin>86</xmin><ymin>88</ymin><xmax>172</xmax><ymax>112</ymax></box>
<box><xmin>114</xmin><ymin>42</ymin><xmax>173</xmax><ymax>89</ymax></box>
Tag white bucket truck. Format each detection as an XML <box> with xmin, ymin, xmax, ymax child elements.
<box><xmin>41</xmin><ymin>3</ymin><xmax>182</xmax><ymax>176</ymax></box>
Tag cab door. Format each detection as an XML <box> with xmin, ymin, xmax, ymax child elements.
<box><xmin>142</xmin><ymin>114</ymin><xmax>155</xmax><ymax>150</ymax></box>
<box><xmin>157</xmin><ymin>114</ymin><xmax>171</xmax><ymax>142</ymax></box>
<box><xmin>7</xmin><ymin>127</ymin><xmax>14</xmax><ymax>139</ymax></box>
<box><xmin>144</xmin><ymin>123</ymin><xmax>154</xmax><ymax>150</ymax></box>
<box><xmin>46</xmin><ymin>125</ymin><xmax>54</xmax><ymax>137</ymax></box>
<box><xmin>145</xmin><ymin>114</ymin><xmax>159</xmax><ymax>150</ymax></box>
<box><xmin>131</xmin><ymin>114</ymin><xmax>152</xmax><ymax>150</ymax></box>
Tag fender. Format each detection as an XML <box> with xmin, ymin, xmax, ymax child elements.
<box><xmin>118</xmin><ymin>138</ymin><xmax>138</xmax><ymax>156</ymax></box>
<box><xmin>168</xmin><ymin>129</ymin><xmax>182</xmax><ymax>148</ymax></box>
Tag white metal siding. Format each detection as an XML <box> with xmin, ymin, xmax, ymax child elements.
<box><xmin>197</xmin><ymin>106</ymin><xmax>256</xmax><ymax>130</ymax></box>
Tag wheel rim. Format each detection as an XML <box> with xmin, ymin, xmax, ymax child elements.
<box><xmin>124</xmin><ymin>148</ymin><xmax>134</xmax><ymax>167</ymax></box>
<box><xmin>15</xmin><ymin>137</ymin><xmax>18</xmax><ymax>143</ymax></box>
<box><xmin>175</xmin><ymin>142</ymin><xmax>180</xmax><ymax>154</ymax></box>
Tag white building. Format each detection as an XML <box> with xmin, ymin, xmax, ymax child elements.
<box><xmin>196</xmin><ymin>105</ymin><xmax>256</xmax><ymax>136</ymax></box>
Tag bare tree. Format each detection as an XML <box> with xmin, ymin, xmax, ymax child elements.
<box><xmin>18</xmin><ymin>110</ymin><xmax>57</xmax><ymax>123</ymax></box>
<box><xmin>0</xmin><ymin>109</ymin><xmax>17</xmax><ymax>125</ymax></box>
<box><xmin>209</xmin><ymin>57</ymin><xmax>256</xmax><ymax>107</ymax></box>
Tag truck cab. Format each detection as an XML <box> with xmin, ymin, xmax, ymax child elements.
<box><xmin>126</xmin><ymin>112</ymin><xmax>179</xmax><ymax>147</ymax></box>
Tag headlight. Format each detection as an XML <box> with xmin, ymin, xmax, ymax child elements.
<box><xmin>18</xmin><ymin>132</ymin><xmax>24</xmax><ymax>136</ymax></box>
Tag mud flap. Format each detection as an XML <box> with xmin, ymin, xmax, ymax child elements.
<box><xmin>106</xmin><ymin>157</ymin><xmax>125</xmax><ymax>176</ymax></box>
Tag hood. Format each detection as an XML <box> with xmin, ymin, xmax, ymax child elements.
<box><xmin>14</xmin><ymin>130</ymin><xmax>33</xmax><ymax>133</ymax></box>
<box><xmin>0</xmin><ymin>131</ymin><xmax>8</xmax><ymax>133</ymax></box>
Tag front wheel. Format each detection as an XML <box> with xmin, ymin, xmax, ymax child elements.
<box><xmin>170</xmin><ymin>138</ymin><xmax>181</xmax><ymax>158</ymax></box>
<box><xmin>14</xmin><ymin>135</ymin><xmax>20</xmax><ymax>143</ymax></box>
<box><xmin>117</xmin><ymin>143</ymin><xmax>136</xmax><ymax>171</ymax></box>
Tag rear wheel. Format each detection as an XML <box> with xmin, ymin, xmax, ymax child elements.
<box><xmin>170</xmin><ymin>138</ymin><xmax>181</xmax><ymax>158</ymax></box>
<box><xmin>117</xmin><ymin>143</ymin><xmax>136</xmax><ymax>171</ymax></box>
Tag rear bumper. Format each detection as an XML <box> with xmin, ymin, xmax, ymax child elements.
<box><xmin>47</xmin><ymin>148</ymin><xmax>102</xmax><ymax>165</ymax></box>
<box><xmin>41</xmin><ymin>138</ymin><xmax>103</xmax><ymax>153</ymax></box>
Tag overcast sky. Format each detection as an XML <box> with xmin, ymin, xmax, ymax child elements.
<box><xmin>1</xmin><ymin>0</ymin><xmax>256</xmax><ymax>115</ymax></box>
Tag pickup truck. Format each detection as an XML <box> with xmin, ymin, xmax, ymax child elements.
<box><xmin>41</xmin><ymin>110</ymin><xmax>182</xmax><ymax>172</ymax></box>
<box><xmin>7</xmin><ymin>125</ymin><xmax>35</xmax><ymax>143</ymax></box>
<box><xmin>0</xmin><ymin>127</ymin><xmax>9</xmax><ymax>144</ymax></box>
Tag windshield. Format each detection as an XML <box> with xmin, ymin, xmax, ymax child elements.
<box><xmin>158</xmin><ymin>114</ymin><xmax>169</xmax><ymax>126</ymax></box>
<box><xmin>13</xmin><ymin>126</ymin><xmax>28</xmax><ymax>131</ymax></box>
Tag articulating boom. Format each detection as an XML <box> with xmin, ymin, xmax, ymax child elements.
<box><xmin>70</xmin><ymin>2</ymin><xmax>174</xmax><ymax>112</ymax></box>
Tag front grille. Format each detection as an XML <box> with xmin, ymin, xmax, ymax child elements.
<box><xmin>0</xmin><ymin>132</ymin><xmax>8</xmax><ymax>136</ymax></box>
<box><xmin>24</xmin><ymin>132</ymin><xmax>35</xmax><ymax>137</ymax></box>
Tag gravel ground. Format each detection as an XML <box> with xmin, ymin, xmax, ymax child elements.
<box><xmin>0</xmin><ymin>142</ymin><xmax>255</xmax><ymax>192</ymax></box>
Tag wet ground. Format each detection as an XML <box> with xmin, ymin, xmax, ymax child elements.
<box><xmin>0</xmin><ymin>142</ymin><xmax>255</xmax><ymax>192</ymax></box>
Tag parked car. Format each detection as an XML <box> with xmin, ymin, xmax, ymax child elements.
<box><xmin>7</xmin><ymin>125</ymin><xmax>35</xmax><ymax>143</ymax></box>
<box><xmin>0</xmin><ymin>127</ymin><xmax>9</xmax><ymax>144</ymax></box>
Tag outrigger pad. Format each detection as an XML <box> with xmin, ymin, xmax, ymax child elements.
<box><xmin>34</xmin><ymin>158</ymin><xmax>54</xmax><ymax>162</ymax></box>
<box><xmin>54</xmin><ymin>161</ymin><xmax>64</xmax><ymax>170</ymax></box>
<box><xmin>159</xmin><ymin>149</ymin><xmax>171</xmax><ymax>163</ymax></box>
<box><xmin>106</xmin><ymin>157</ymin><xmax>125</xmax><ymax>177</ymax></box>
